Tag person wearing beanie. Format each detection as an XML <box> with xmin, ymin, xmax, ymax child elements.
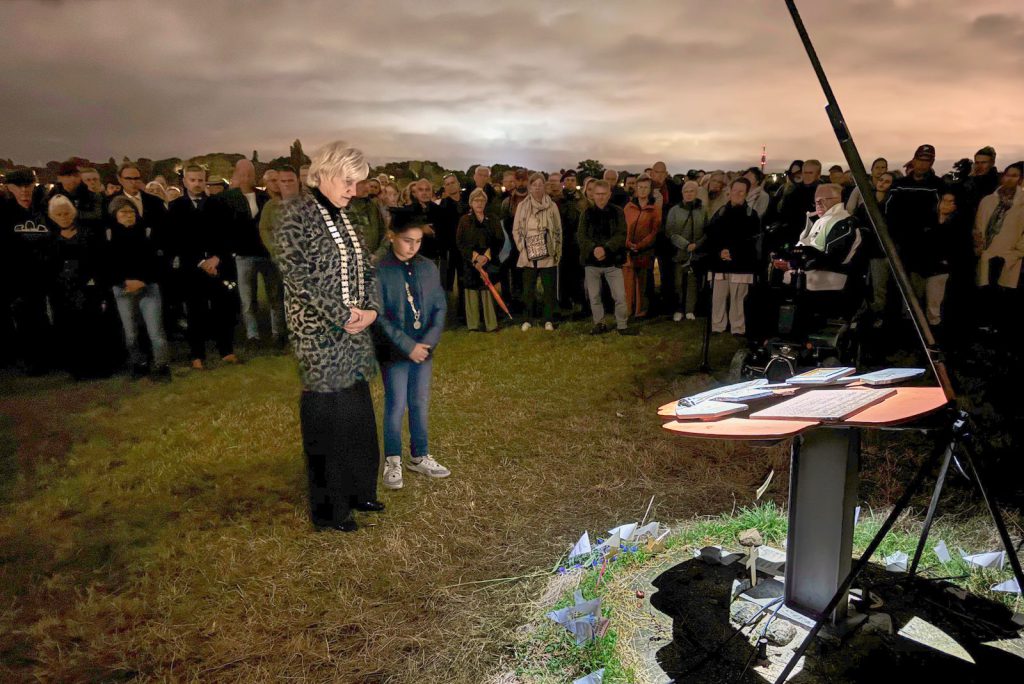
<box><xmin>49</xmin><ymin>161</ymin><xmax>104</xmax><ymax>232</ymax></box>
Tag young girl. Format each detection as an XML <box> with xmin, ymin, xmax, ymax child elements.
<box><xmin>375</xmin><ymin>208</ymin><xmax>451</xmax><ymax>489</ymax></box>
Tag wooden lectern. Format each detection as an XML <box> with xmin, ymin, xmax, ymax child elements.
<box><xmin>658</xmin><ymin>387</ymin><xmax>948</xmax><ymax>624</ymax></box>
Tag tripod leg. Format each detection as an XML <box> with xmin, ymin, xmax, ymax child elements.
<box><xmin>909</xmin><ymin>441</ymin><xmax>955</xmax><ymax>577</ymax></box>
<box><xmin>959</xmin><ymin>440</ymin><xmax>1024</xmax><ymax>594</ymax></box>
<box><xmin>774</xmin><ymin>439</ymin><xmax>945</xmax><ymax>684</ymax></box>
<box><xmin>699</xmin><ymin>275</ymin><xmax>712</xmax><ymax>373</ymax></box>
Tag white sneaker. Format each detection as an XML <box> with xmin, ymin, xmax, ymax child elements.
<box><xmin>407</xmin><ymin>455</ymin><xmax>451</xmax><ymax>478</ymax></box>
<box><xmin>544</xmin><ymin>322</ymin><xmax>555</xmax><ymax>331</ymax></box>
<box><xmin>672</xmin><ymin>312</ymin><xmax>683</xmax><ymax>322</ymax></box>
<box><xmin>521</xmin><ymin>322</ymin><xmax>532</xmax><ymax>332</ymax></box>
<box><xmin>383</xmin><ymin>456</ymin><xmax>403</xmax><ymax>489</ymax></box>
<box><xmin>685</xmin><ymin>313</ymin><xmax>696</xmax><ymax>320</ymax></box>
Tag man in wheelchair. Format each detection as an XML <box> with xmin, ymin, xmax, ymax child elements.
<box><xmin>771</xmin><ymin>182</ymin><xmax>866</xmax><ymax>331</ymax></box>
<box><xmin>729</xmin><ymin>183</ymin><xmax>867</xmax><ymax>379</ymax></box>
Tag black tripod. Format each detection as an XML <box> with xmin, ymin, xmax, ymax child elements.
<box><xmin>774</xmin><ymin>2</ymin><xmax>1024</xmax><ymax>682</ymax></box>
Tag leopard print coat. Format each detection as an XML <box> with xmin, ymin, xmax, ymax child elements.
<box><xmin>274</xmin><ymin>194</ymin><xmax>380</xmax><ymax>391</ymax></box>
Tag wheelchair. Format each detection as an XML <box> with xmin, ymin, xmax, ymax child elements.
<box><xmin>728</xmin><ymin>248</ymin><xmax>865</xmax><ymax>383</ymax></box>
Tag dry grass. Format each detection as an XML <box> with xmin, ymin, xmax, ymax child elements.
<box><xmin>0</xmin><ymin>318</ymin><xmax>1010</xmax><ymax>683</ymax></box>
<box><xmin>0</xmin><ymin>320</ymin><xmax>771</xmax><ymax>683</ymax></box>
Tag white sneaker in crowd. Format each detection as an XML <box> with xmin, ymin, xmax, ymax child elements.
<box><xmin>407</xmin><ymin>455</ymin><xmax>451</xmax><ymax>478</ymax></box>
<box><xmin>672</xmin><ymin>312</ymin><xmax>683</xmax><ymax>322</ymax></box>
<box><xmin>383</xmin><ymin>456</ymin><xmax>404</xmax><ymax>489</ymax></box>
<box><xmin>521</xmin><ymin>322</ymin><xmax>532</xmax><ymax>332</ymax></box>
<box><xmin>544</xmin><ymin>322</ymin><xmax>555</xmax><ymax>331</ymax></box>
<box><xmin>686</xmin><ymin>313</ymin><xmax>696</xmax><ymax>320</ymax></box>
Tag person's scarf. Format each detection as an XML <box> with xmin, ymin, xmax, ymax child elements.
<box><xmin>521</xmin><ymin>193</ymin><xmax>553</xmax><ymax>234</ymax></box>
<box><xmin>985</xmin><ymin>186</ymin><xmax>1017</xmax><ymax>248</ymax></box>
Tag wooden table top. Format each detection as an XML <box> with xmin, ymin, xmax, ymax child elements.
<box><xmin>659</xmin><ymin>386</ymin><xmax>949</xmax><ymax>440</ymax></box>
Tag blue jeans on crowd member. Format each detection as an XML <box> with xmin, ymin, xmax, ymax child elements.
<box><xmin>113</xmin><ymin>283</ymin><xmax>169</xmax><ymax>367</ymax></box>
<box><xmin>382</xmin><ymin>358</ymin><xmax>433</xmax><ymax>458</ymax></box>
<box><xmin>235</xmin><ymin>255</ymin><xmax>285</xmax><ymax>340</ymax></box>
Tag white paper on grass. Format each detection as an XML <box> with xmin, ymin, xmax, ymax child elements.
<box><xmin>572</xmin><ymin>669</ymin><xmax>605</xmax><ymax>684</ymax></box>
<box><xmin>608</xmin><ymin>523</ymin><xmax>637</xmax><ymax>541</ymax></box>
<box><xmin>934</xmin><ymin>540</ymin><xmax>951</xmax><ymax>564</ymax></box>
<box><xmin>569</xmin><ymin>532</ymin><xmax>591</xmax><ymax>561</ymax></box>
<box><xmin>991</xmin><ymin>578</ymin><xmax>1021</xmax><ymax>594</ymax></box>
<box><xmin>546</xmin><ymin>591</ymin><xmax>604</xmax><ymax>645</ymax></box>
<box><xmin>853</xmin><ymin>506</ymin><xmax>861</xmax><ymax>526</ymax></box>
<box><xmin>960</xmin><ymin>549</ymin><xmax>1005</xmax><ymax>569</ymax></box>
<box><xmin>632</xmin><ymin>522</ymin><xmax>660</xmax><ymax>541</ymax></box>
<box><xmin>595</xmin><ymin>531</ymin><xmax>621</xmax><ymax>558</ymax></box>
<box><xmin>1012</xmin><ymin>612</ymin><xmax>1024</xmax><ymax>627</ymax></box>
<box><xmin>693</xmin><ymin>545</ymin><xmax>743</xmax><ymax>566</ymax></box>
<box><xmin>884</xmin><ymin>551</ymin><xmax>908</xmax><ymax>573</ymax></box>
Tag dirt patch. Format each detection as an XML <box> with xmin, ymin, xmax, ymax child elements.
<box><xmin>0</xmin><ymin>376</ymin><xmax>131</xmax><ymax>483</ymax></box>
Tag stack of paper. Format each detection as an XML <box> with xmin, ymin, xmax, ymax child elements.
<box><xmin>676</xmin><ymin>379</ymin><xmax>768</xmax><ymax>407</ymax></box>
<box><xmin>846</xmin><ymin>368</ymin><xmax>926</xmax><ymax>385</ymax></box>
<box><xmin>785</xmin><ymin>367</ymin><xmax>857</xmax><ymax>385</ymax></box>
<box><xmin>674</xmin><ymin>399</ymin><xmax>747</xmax><ymax>421</ymax></box>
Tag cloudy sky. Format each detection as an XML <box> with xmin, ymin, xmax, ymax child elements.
<box><xmin>2</xmin><ymin>0</ymin><xmax>1022</xmax><ymax>173</ymax></box>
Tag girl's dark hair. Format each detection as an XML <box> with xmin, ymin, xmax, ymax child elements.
<box><xmin>1006</xmin><ymin>161</ymin><xmax>1024</xmax><ymax>175</ymax></box>
<box><xmin>731</xmin><ymin>177</ymin><xmax>751</xmax><ymax>191</ymax></box>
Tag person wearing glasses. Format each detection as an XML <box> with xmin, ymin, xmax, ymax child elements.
<box><xmin>772</xmin><ymin>183</ymin><xmax>865</xmax><ymax>318</ymax></box>
<box><xmin>113</xmin><ymin>162</ymin><xmax>167</xmax><ymax>227</ymax></box>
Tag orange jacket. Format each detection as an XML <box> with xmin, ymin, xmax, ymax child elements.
<box><xmin>624</xmin><ymin>198</ymin><xmax>660</xmax><ymax>261</ymax></box>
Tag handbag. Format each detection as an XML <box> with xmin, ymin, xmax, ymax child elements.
<box><xmin>524</xmin><ymin>229</ymin><xmax>550</xmax><ymax>263</ymax></box>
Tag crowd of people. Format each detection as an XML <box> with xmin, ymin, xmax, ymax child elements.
<box><xmin>1</xmin><ymin>143</ymin><xmax>1021</xmax><ymax>384</ymax></box>
<box><xmin>3</xmin><ymin>140</ymin><xmax>1022</xmax><ymax>531</ymax></box>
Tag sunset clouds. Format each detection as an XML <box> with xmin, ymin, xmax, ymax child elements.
<box><xmin>2</xmin><ymin>0</ymin><xmax>1021</xmax><ymax>172</ymax></box>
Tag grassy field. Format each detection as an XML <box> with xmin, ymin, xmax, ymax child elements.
<box><xmin>0</xmin><ymin>319</ymin><xmax>1012</xmax><ymax>682</ymax></box>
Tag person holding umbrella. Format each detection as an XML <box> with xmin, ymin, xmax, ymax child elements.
<box><xmin>456</xmin><ymin>188</ymin><xmax>505</xmax><ymax>331</ymax></box>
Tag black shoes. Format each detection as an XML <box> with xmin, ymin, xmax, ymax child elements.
<box><xmin>129</xmin><ymin>363</ymin><xmax>150</xmax><ymax>380</ymax></box>
<box><xmin>152</xmin><ymin>364</ymin><xmax>172</xmax><ymax>382</ymax></box>
<box><xmin>589</xmin><ymin>323</ymin><xmax>609</xmax><ymax>335</ymax></box>
<box><xmin>314</xmin><ymin>518</ymin><xmax>358</xmax><ymax>533</ymax></box>
<box><xmin>617</xmin><ymin>327</ymin><xmax>639</xmax><ymax>336</ymax></box>
<box><xmin>353</xmin><ymin>500</ymin><xmax>386</xmax><ymax>512</ymax></box>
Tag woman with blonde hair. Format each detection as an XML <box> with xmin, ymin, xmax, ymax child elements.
<box><xmin>273</xmin><ymin>140</ymin><xmax>383</xmax><ymax>533</ymax></box>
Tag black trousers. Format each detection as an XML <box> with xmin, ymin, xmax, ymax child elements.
<box><xmin>299</xmin><ymin>383</ymin><xmax>380</xmax><ymax>526</ymax></box>
<box><xmin>185</xmin><ymin>275</ymin><xmax>238</xmax><ymax>361</ymax></box>
<box><xmin>10</xmin><ymin>292</ymin><xmax>51</xmax><ymax>374</ymax></box>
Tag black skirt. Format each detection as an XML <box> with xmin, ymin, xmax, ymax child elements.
<box><xmin>299</xmin><ymin>382</ymin><xmax>380</xmax><ymax>526</ymax></box>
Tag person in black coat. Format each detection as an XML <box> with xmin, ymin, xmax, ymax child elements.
<box><xmin>456</xmin><ymin>188</ymin><xmax>504</xmax><ymax>331</ymax></box>
<box><xmin>168</xmin><ymin>165</ymin><xmax>239</xmax><ymax>369</ymax></box>
<box><xmin>1</xmin><ymin>168</ymin><xmax>54</xmax><ymax>374</ymax></box>
<box><xmin>215</xmin><ymin>159</ymin><xmax>281</xmax><ymax>346</ymax></box>
<box><xmin>701</xmin><ymin>179</ymin><xmax>761</xmax><ymax>335</ymax></box>
<box><xmin>47</xmin><ymin>195</ymin><xmax>111</xmax><ymax>379</ymax></box>
<box><xmin>105</xmin><ymin>196</ymin><xmax>171</xmax><ymax>381</ymax></box>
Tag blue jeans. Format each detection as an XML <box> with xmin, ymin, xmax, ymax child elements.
<box><xmin>382</xmin><ymin>359</ymin><xmax>432</xmax><ymax>458</ymax></box>
<box><xmin>235</xmin><ymin>255</ymin><xmax>284</xmax><ymax>339</ymax></box>
<box><xmin>113</xmin><ymin>283</ymin><xmax>169</xmax><ymax>366</ymax></box>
